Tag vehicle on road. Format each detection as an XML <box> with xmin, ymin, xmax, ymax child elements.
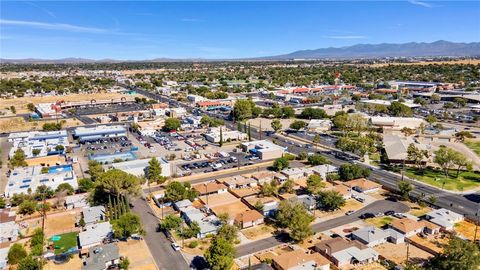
<box><xmin>171</xmin><ymin>242</ymin><xmax>181</xmax><ymax>251</ymax></box>
<box><xmin>359</xmin><ymin>213</ymin><xmax>375</xmax><ymax>219</ymax></box>
<box><xmin>384</xmin><ymin>210</ymin><xmax>395</xmax><ymax>216</ymax></box>
<box><xmin>345</xmin><ymin>210</ymin><xmax>355</xmax><ymax>216</ymax></box>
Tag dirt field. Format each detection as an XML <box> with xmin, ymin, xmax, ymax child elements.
<box><xmin>370</xmin><ymin>59</ymin><xmax>480</xmax><ymax>67</ymax></box>
<box><xmin>118</xmin><ymin>240</ymin><xmax>157</xmax><ymax>270</ymax></box>
<box><xmin>0</xmin><ymin>92</ymin><xmax>142</xmax><ymax>114</ymax></box>
<box><xmin>44</xmin><ymin>211</ymin><xmax>80</xmax><ymax>237</ymax></box>
<box><xmin>454</xmin><ymin>220</ymin><xmax>477</xmax><ymax>240</ymax></box>
<box><xmin>182</xmin><ymin>238</ymin><xmax>212</xmax><ymax>256</ymax></box>
<box><xmin>0</xmin><ymin>117</ymin><xmax>83</xmax><ymax>133</ymax></box>
<box><xmin>315</xmin><ymin>199</ymin><xmax>363</xmax><ymax>219</ymax></box>
<box><xmin>374</xmin><ymin>242</ymin><xmax>433</xmax><ymax>264</ymax></box>
<box><xmin>241</xmin><ymin>224</ymin><xmax>276</xmax><ymax>240</ymax></box>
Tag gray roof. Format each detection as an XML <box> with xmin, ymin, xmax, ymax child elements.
<box><xmin>292</xmin><ymin>195</ymin><xmax>316</xmax><ymax>208</ymax></box>
<box><xmin>352</xmin><ymin>226</ymin><xmax>390</xmax><ymax>244</ymax></box>
<box><xmin>332</xmin><ymin>246</ymin><xmax>378</xmax><ymax>263</ymax></box>
<box><xmin>83</xmin><ymin>244</ymin><xmax>119</xmax><ymax>270</ymax></box>
<box><xmin>83</xmin><ymin>206</ymin><xmax>105</xmax><ymax>224</ymax></box>
<box><xmin>78</xmin><ymin>222</ymin><xmax>112</xmax><ymax>248</ymax></box>
<box><xmin>174</xmin><ymin>199</ymin><xmax>193</xmax><ymax>209</ymax></box>
<box><xmin>385</xmin><ymin>228</ymin><xmax>406</xmax><ymax>241</ymax></box>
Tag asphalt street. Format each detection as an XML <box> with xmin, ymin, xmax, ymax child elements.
<box><xmin>132</xmin><ymin>197</ymin><xmax>190</xmax><ymax>270</ymax></box>
<box><xmin>236</xmin><ymin>200</ymin><xmax>409</xmax><ymax>257</ymax></box>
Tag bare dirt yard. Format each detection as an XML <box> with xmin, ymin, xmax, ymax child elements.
<box><xmin>44</xmin><ymin>254</ymin><xmax>82</xmax><ymax>270</ymax></box>
<box><xmin>118</xmin><ymin>240</ymin><xmax>157</xmax><ymax>270</ymax></box>
<box><xmin>241</xmin><ymin>224</ymin><xmax>276</xmax><ymax>240</ymax></box>
<box><xmin>374</xmin><ymin>242</ymin><xmax>434</xmax><ymax>265</ymax></box>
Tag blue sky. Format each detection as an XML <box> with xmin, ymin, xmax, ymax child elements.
<box><xmin>1</xmin><ymin>1</ymin><xmax>479</xmax><ymax>59</ymax></box>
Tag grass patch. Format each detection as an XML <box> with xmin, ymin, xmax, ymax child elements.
<box><xmin>464</xmin><ymin>140</ymin><xmax>480</xmax><ymax>157</ymax></box>
<box><xmin>50</xmin><ymin>232</ymin><xmax>78</xmax><ymax>254</ymax></box>
<box><xmin>365</xmin><ymin>216</ymin><xmax>394</xmax><ymax>228</ymax></box>
<box><xmin>405</xmin><ymin>168</ymin><xmax>480</xmax><ymax>191</ymax></box>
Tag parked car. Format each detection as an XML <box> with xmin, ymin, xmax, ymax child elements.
<box><xmin>384</xmin><ymin>210</ymin><xmax>395</xmax><ymax>216</ymax></box>
<box><xmin>345</xmin><ymin>210</ymin><xmax>355</xmax><ymax>216</ymax></box>
<box><xmin>359</xmin><ymin>213</ymin><xmax>375</xmax><ymax>219</ymax></box>
<box><xmin>171</xmin><ymin>242</ymin><xmax>181</xmax><ymax>251</ymax></box>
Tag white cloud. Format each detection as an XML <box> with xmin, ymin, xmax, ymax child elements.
<box><xmin>25</xmin><ymin>2</ymin><xmax>56</xmax><ymax>18</ymax></box>
<box><xmin>0</xmin><ymin>19</ymin><xmax>107</xmax><ymax>33</ymax></box>
<box><xmin>323</xmin><ymin>35</ymin><xmax>367</xmax><ymax>39</ymax></box>
<box><xmin>408</xmin><ymin>0</ymin><xmax>433</xmax><ymax>8</ymax></box>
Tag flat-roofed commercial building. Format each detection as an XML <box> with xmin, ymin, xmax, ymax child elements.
<box><xmin>108</xmin><ymin>157</ymin><xmax>171</xmax><ymax>177</ymax></box>
<box><xmin>4</xmin><ymin>165</ymin><xmax>77</xmax><ymax>197</ymax></box>
<box><xmin>203</xmin><ymin>128</ymin><xmax>248</xmax><ymax>143</ymax></box>
<box><xmin>73</xmin><ymin>125</ymin><xmax>127</xmax><ymax>142</ymax></box>
<box><xmin>241</xmin><ymin>140</ymin><xmax>285</xmax><ymax>160</ymax></box>
<box><xmin>8</xmin><ymin>130</ymin><xmax>69</xmax><ymax>159</ymax></box>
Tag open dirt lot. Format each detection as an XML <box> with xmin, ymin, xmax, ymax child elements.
<box><xmin>374</xmin><ymin>242</ymin><xmax>433</xmax><ymax>264</ymax></box>
<box><xmin>0</xmin><ymin>92</ymin><xmax>142</xmax><ymax>114</ymax></box>
<box><xmin>0</xmin><ymin>117</ymin><xmax>83</xmax><ymax>133</ymax></box>
<box><xmin>454</xmin><ymin>220</ymin><xmax>477</xmax><ymax>240</ymax></box>
<box><xmin>409</xmin><ymin>234</ymin><xmax>448</xmax><ymax>254</ymax></box>
<box><xmin>118</xmin><ymin>240</ymin><xmax>157</xmax><ymax>270</ymax></box>
<box><xmin>182</xmin><ymin>238</ymin><xmax>212</xmax><ymax>256</ymax></box>
<box><xmin>241</xmin><ymin>224</ymin><xmax>276</xmax><ymax>240</ymax></box>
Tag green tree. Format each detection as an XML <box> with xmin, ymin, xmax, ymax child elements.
<box><xmin>204</xmin><ymin>237</ymin><xmax>236</xmax><ymax>270</ymax></box>
<box><xmin>260</xmin><ymin>180</ymin><xmax>278</xmax><ymax>197</ymax></box>
<box><xmin>27</xmin><ymin>103</ymin><xmax>35</xmax><ymax>112</ymax></box>
<box><xmin>55</xmin><ymin>183</ymin><xmax>75</xmax><ymax>195</ymax></box>
<box><xmin>316</xmin><ymin>190</ymin><xmax>346</xmax><ymax>211</ymax></box>
<box><xmin>0</xmin><ymin>197</ymin><xmax>6</xmax><ymax>208</ymax></box>
<box><xmin>306</xmin><ymin>174</ymin><xmax>326</xmax><ymax>194</ymax></box>
<box><xmin>407</xmin><ymin>143</ymin><xmax>429</xmax><ymax>172</ymax></box>
<box><xmin>54</xmin><ymin>145</ymin><xmax>65</xmax><ymax>152</ymax></box>
<box><xmin>18</xmin><ymin>200</ymin><xmax>37</xmax><ymax>215</ymax></box>
<box><xmin>307</xmin><ymin>154</ymin><xmax>331</xmax><ymax>166</ymax></box>
<box><xmin>160</xmin><ymin>214</ymin><xmax>183</xmax><ymax>231</ymax></box>
<box><xmin>163</xmin><ymin>117</ymin><xmax>182</xmax><ymax>131</ymax></box>
<box><xmin>276</xmin><ymin>200</ymin><xmax>314</xmax><ymax>241</ymax></box>
<box><xmin>452</xmin><ymin>152</ymin><xmax>472</xmax><ymax>178</ymax></box>
<box><xmin>388</xmin><ymin>101</ymin><xmax>413</xmax><ymax>117</ymax></box>
<box><xmin>147</xmin><ymin>157</ymin><xmax>164</xmax><ymax>184</ymax></box>
<box><xmin>247</xmin><ymin>122</ymin><xmax>252</xmax><ymax>141</ymax></box>
<box><xmin>271</xmin><ymin>119</ymin><xmax>282</xmax><ymax>133</ymax></box>
<box><xmin>95</xmin><ymin>169</ymin><xmax>142</xmax><ymax>197</ymax></box>
<box><xmin>425</xmin><ymin>115</ymin><xmax>437</xmax><ymax>125</ymax></box>
<box><xmin>7</xmin><ymin>243</ymin><xmax>27</xmax><ymax>265</ymax></box>
<box><xmin>17</xmin><ymin>255</ymin><xmax>43</xmax><ymax>270</ymax></box>
<box><xmin>42</xmin><ymin>122</ymin><xmax>62</xmax><ymax>131</ymax></box>
<box><xmin>272</xmin><ymin>157</ymin><xmax>289</xmax><ymax>171</ymax></box>
<box><xmin>113</xmin><ymin>213</ymin><xmax>144</xmax><ymax>239</ymax></box>
<box><xmin>32</xmin><ymin>149</ymin><xmax>41</xmax><ymax>156</ymax></box>
<box><xmin>433</xmin><ymin>147</ymin><xmax>457</xmax><ymax>178</ymax></box>
<box><xmin>455</xmin><ymin>131</ymin><xmax>474</xmax><ymax>142</ymax></box>
<box><xmin>165</xmin><ymin>181</ymin><xmax>198</xmax><ymax>202</ymax></box>
<box><xmin>427</xmin><ymin>237</ymin><xmax>480</xmax><ymax>270</ymax></box>
<box><xmin>87</xmin><ymin>160</ymin><xmax>104</xmax><ymax>181</ymax></box>
<box><xmin>10</xmin><ymin>149</ymin><xmax>28</xmax><ymax>167</ymax></box>
<box><xmin>219</xmin><ymin>127</ymin><xmax>223</xmax><ymax>147</ymax></box>
<box><xmin>289</xmin><ymin>120</ymin><xmax>307</xmax><ymax>131</ymax></box>
<box><xmin>119</xmin><ymin>257</ymin><xmax>130</xmax><ymax>270</ymax></box>
<box><xmin>10</xmin><ymin>106</ymin><xmax>16</xmax><ymax>114</ymax></box>
<box><xmin>78</xmin><ymin>178</ymin><xmax>94</xmax><ymax>192</ymax></box>
<box><xmin>312</xmin><ymin>134</ymin><xmax>321</xmax><ymax>147</ymax></box>
<box><xmin>338</xmin><ymin>164</ymin><xmax>371</xmax><ymax>181</ymax></box>
<box><xmin>299</xmin><ymin>108</ymin><xmax>328</xmax><ymax>119</ymax></box>
<box><xmin>281</xmin><ymin>179</ymin><xmax>294</xmax><ymax>194</ymax></box>
<box><xmin>216</xmin><ymin>224</ymin><xmax>239</xmax><ymax>242</ymax></box>
<box><xmin>398</xmin><ymin>181</ymin><xmax>413</xmax><ymax>201</ymax></box>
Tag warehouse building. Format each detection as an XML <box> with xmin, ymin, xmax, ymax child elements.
<box><xmin>203</xmin><ymin>128</ymin><xmax>248</xmax><ymax>143</ymax></box>
<box><xmin>8</xmin><ymin>130</ymin><xmax>69</xmax><ymax>159</ymax></box>
<box><xmin>73</xmin><ymin>125</ymin><xmax>127</xmax><ymax>142</ymax></box>
<box><xmin>108</xmin><ymin>157</ymin><xmax>171</xmax><ymax>177</ymax></box>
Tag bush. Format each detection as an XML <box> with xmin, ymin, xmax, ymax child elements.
<box><xmin>188</xmin><ymin>241</ymin><xmax>199</xmax><ymax>248</ymax></box>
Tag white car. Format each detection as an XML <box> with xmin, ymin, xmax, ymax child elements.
<box><xmin>171</xmin><ymin>242</ymin><xmax>181</xmax><ymax>251</ymax></box>
<box><xmin>249</xmin><ymin>156</ymin><xmax>259</xmax><ymax>161</ymax></box>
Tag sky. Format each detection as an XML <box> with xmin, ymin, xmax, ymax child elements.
<box><xmin>1</xmin><ymin>1</ymin><xmax>479</xmax><ymax>60</ymax></box>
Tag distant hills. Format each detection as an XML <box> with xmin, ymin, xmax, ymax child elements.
<box><xmin>260</xmin><ymin>40</ymin><xmax>480</xmax><ymax>60</ymax></box>
<box><xmin>1</xmin><ymin>40</ymin><xmax>479</xmax><ymax>64</ymax></box>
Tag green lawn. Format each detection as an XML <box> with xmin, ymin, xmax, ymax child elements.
<box><xmin>365</xmin><ymin>216</ymin><xmax>394</xmax><ymax>228</ymax></box>
<box><xmin>464</xmin><ymin>141</ymin><xmax>480</xmax><ymax>157</ymax></box>
<box><xmin>50</xmin><ymin>232</ymin><xmax>78</xmax><ymax>254</ymax></box>
<box><xmin>405</xmin><ymin>168</ymin><xmax>480</xmax><ymax>191</ymax></box>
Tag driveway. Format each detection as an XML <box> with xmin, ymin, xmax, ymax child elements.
<box><xmin>235</xmin><ymin>200</ymin><xmax>409</xmax><ymax>258</ymax></box>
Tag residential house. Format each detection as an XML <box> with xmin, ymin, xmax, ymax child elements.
<box><xmin>383</xmin><ymin>134</ymin><xmax>429</xmax><ymax>164</ymax></box>
<box><xmin>193</xmin><ymin>182</ymin><xmax>228</xmax><ymax>196</ymax></box>
<box><xmin>65</xmin><ymin>194</ymin><xmax>89</xmax><ymax>209</ymax></box>
<box><xmin>222</xmin><ymin>176</ymin><xmax>258</xmax><ymax>189</ymax></box>
<box><xmin>324</xmin><ymin>185</ymin><xmax>351</xmax><ymax>200</ymax></box>
<box><xmin>351</xmin><ymin>226</ymin><xmax>390</xmax><ymax>247</ymax></box>
<box><xmin>0</xmin><ymin>247</ymin><xmax>8</xmax><ymax>270</ymax></box>
<box><xmin>281</xmin><ymin>168</ymin><xmax>307</xmax><ymax>181</ymax></box>
<box><xmin>234</xmin><ymin>210</ymin><xmax>264</xmax><ymax>229</ymax></box>
<box><xmin>83</xmin><ymin>243</ymin><xmax>120</xmax><ymax>270</ymax></box>
<box><xmin>181</xmin><ymin>207</ymin><xmax>221</xmax><ymax>238</ymax></box>
<box><xmin>310</xmin><ymin>165</ymin><xmax>338</xmax><ymax>180</ymax></box>
<box><xmin>251</xmin><ymin>171</ymin><xmax>275</xmax><ymax>185</ymax></box>
<box><xmin>82</xmin><ymin>206</ymin><xmax>106</xmax><ymax>225</ymax></box>
<box><xmin>78</xmin><ymin>222</ymin><xmax>113</xmax><ymax>249</ymax></box>
<box><xmin>291</xmin><ymin>194</ymin><xmax>317</xmax><ymax>211</ymax></box>
<box><xmin>425</xmin><ymin>208</ymin><xmax>464</xmax><ymax>230</ymax></box>
<box><xmin>314</xmin><ymin>237</ymin><xmax>379</xmax><ymax>267</ymax></box>
<box><xmin>173</xmin><ymin>199</ymin><xmax>192</xmax><ymax>211</ymax></box>
<box><xmin>271</xmin><ymin>249</ymin><xmax>330</xmax><ymax>270</ymax></box>
<box><xmin>0</xmin><ymin>210</ymin><xmax>18</xmax><ymax>243</ymax></box>
<box><xmin>343</xmin><ymin>179</ymin><xmax>381</xmax><ymax>194</ymax></box>
<box><xmin>390</xmin><ymin>218</ymin><xmax>425</xmax><ymax>237</ymax></box>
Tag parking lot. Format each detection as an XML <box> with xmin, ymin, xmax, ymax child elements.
<box><xmin>79</xmin><ymin>136</ymin><xmax>135</xmax><ymax>157</ymax></box>
<box><xmin>73</xmin><ymin>103</ymin><xmax>149</xmax><ymax>116</ymax></box>
<box><xmin>177</xmin><ymin>151</ymin><xmax>259</xmax><ymax>175</ymax></box>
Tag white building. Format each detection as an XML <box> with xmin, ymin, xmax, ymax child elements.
<box><xmin>370</xmin><ymin>116</ymin><xmax>426</xmax><ymax>133</ymax></box>
<box><xmin>241</xmin><ymin>140</ymin><xmax>285</xmax><ymax>160</ymax></box>
<box><xmin>204</xmin><ymin>128</ymin><xmax>248</xmax><ymax>143</ymax></box>
<box><xmin>426</xmin><ymin>208</ymin><xmax>464</xmax><ymax>230</ymax></box>
<box><xmin>78</xmin><ymin>222</ymin><xmax>113</xmax><ymax>249</ymax></box>
<box><xmin>8</xmin><ymin>130</ymin><xmax>69</xmax><ymax>159</ymax></box>
<box><xmin>307</xmin><ymin>119</ymin><xmax>332</xmax><ymax>132</ymax></box>
<box><xmin>108</xmin><ymin>157</ymin><xmax>171</xmax><ymax>177</ymax></box>
<box><xmin>4</xmin><ymin>165</ymin><xmax>77</xmax><ymax>197</ymax></box>
<box><xmin>73</xmin><ymin>125</ymin><xmax>127</xmax><ymax>142</ymax></box>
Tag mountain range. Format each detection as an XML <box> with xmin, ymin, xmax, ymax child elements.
<box><xmin>1</xmin><ymin>40</ymin><xmax>479</xmax><ymax>64</ymax></box>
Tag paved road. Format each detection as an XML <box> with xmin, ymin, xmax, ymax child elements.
<box><xmin>236</xmin><ymin>200</ymin><xmax>409</xmax><ymax>257</ymax></box>
<box><xmin>132</xmin><ymin>197</ymin><xmax>189</xmax><ymax>270</ymax></box>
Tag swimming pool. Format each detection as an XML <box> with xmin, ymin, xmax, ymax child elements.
<box><xmin>89</xmin><ymin>151</ymin><xmax>137</xmax><ymax>164</ymax></box>
<box><xmin>48</xmin><ymin>165</ymin><xmax>73</xmax><ymax>174</ymax></box>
